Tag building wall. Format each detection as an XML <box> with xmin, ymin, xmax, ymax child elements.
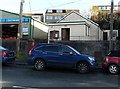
<box><xmin>31</xmin><ymin>19</ymin><xmax>48</xmax><ymax>39</ymax></box>
<box><xmin>45</xmin><ymin>9</ymin><xmax>80</xmax><ymax>23</ymax></box>
<box><xmin>48</xmin><ymin>23</ymin><xmax>102</xmax><ymax>41</ymax></box>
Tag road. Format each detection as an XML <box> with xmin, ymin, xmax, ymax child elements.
<box><xmin>1</xmin><ymin>64</ymin><xmax>120</xmax><ymax>89</ymax></box>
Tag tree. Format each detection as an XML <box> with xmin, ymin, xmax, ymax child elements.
<box><xmin>91</xmin><ymin>12</ymin><xmax>120</xmax><ymax>37</ymax></box>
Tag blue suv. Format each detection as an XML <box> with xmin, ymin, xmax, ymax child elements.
<box><xmin>28</xmin><ymin>44</ymin><xmax>97</xmax><ymax>73</ymax></box>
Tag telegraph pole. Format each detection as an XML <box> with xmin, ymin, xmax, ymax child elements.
<box><xmin>16</xmin><ymin>0</ymin><xmax>24</xmax><ymax>56</ymax></box>
<box><xmin>109</xmin><ymin>0</ymin><xmax>114</xmax><ymax>51</ymax></box>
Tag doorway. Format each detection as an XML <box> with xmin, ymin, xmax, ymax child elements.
<box><xmin>103</xmin><ymin>32</ymin><xmax>108</xmax><ymax>40</ymax></box>
<box><xmin>2</xmin><ymin>24</ymin><xmax>18</xmax><ymax>39</ymax></box>
<box><xmin>61</xmin><ymin>28</ymin><xmax>70</xmax><ymax>41</ymax></box>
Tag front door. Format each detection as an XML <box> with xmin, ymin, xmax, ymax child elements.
<box><xmin>61</xmin><ymin>28</ymin><xmax>70</xmax><ymax>41</ymax></box>
<box><xmin>103</xmin><ymin>32</ymin><xmax>108</xmax><ymax>40</ymax></box>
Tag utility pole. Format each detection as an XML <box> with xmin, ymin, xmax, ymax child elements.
<box><xmin>16</xmin><ymin>0</ymin><xmax>24</xmax><ymax>57</ymax></box>
<box><xmin>109</xmin><ymin>0</ymin><xmax>114</xmax><ymax>51</ymax></box>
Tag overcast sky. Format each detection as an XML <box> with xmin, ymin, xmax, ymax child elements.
<box><xmin>0</xmin><ymin>0</ymin><xmax>119</xmax><ymax>14</ymax></box>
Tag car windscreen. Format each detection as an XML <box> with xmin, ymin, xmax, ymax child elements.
<box><xmin>67</xmin><ymin>45</ymin><xmax>80</xmax><ymax>54</ymax></box>
<box><xmin>0</xmin><ymin>46</ymin><xmax>8</xmax><ymax>51</ymax></box>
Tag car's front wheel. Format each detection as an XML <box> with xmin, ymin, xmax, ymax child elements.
<box><xmin>34</xmin><ymin>59</ymin><xmax>46</xmax><ymax>71</ymax></box>
<box><xmin>108</xmin><ymin>64</ymin><xmax>119</xmax><ymax>74</ymax></box>
<box><xmin>77</xmin><ymin>62</ymin><xmax>90</xmax><ymax>74</ymax></box>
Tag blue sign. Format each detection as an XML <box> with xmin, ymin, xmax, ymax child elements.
<box><xmin>0</xmin><ymin>18</ymin><xmax>29</xmax><ymax>23</ymax></box>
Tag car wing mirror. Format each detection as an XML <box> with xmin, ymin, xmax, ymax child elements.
<box><xmin>69</xmin><ymin>52</ymin><xmax>73</xmax><ymax>55</ymax></box>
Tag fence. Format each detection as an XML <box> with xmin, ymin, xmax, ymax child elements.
<box><xmin>1</xmin><ymin>39</ymin><xmax>47</xmax><ymax>54</ymax></box>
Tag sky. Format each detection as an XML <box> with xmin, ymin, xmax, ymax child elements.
<box><xmin>0</xmin><ymin>0</ymin><xmax>120</xmax><ymax>14</ymax></box>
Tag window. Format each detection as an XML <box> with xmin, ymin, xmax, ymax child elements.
<box><xmin>57</xmin><ymin>10</ymin><xmax>63</xmax><ymax>13</ymax></box>
<box><xmin>50</xmin><ymin>31</ymin><xmax>59</xmax><ymax>39</ymax></box>
<box><xmin>47</xmin><ymin>9</ymin><xmax>52</xmax><ymax>13</ymax></box>
<box><xmin>85</xmin><ymin>25</ymin><xmax>90</xmax><ymax>36</ymax></box>
<box><xmin>63</xmin><ymin>10</ymin><xmax>66</xmax><ymax>13</ymax></box>
<box><xmin>32</xmin><ymin>16</ymin><xmax>39</xmax><ymax>20</ymax></box>
<box><xmin>113</xmin><ymin>31</ymin><xmax>117</xmax><ymax>37</ymax></box>
<box><xmin>46</xmin><ymin>16</ymin><xmax>53</xmax><ymax>20</ymax></box>
<box><xmin>99</xmin><ymin>6</ymin><xmax>103</xmax><ymax>10</ymax></box>
<box><xmin>53</xmin><ymin>10</ymin><xmax>56</xmax><ymax>13</ymax></box>
<box><xmin>54</xmin><ymin>16</ymin><xmax>62</xmax><ymax>20</ymax></box>
<box><xmin>105</xmin><ymin>6</ymin><xmax>107</xmax><ymax>10</ymax></box>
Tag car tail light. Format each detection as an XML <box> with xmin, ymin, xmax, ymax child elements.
<box><xmin>2</xmin><ymin>51</ymin><xmax>6</xmax><ymax>57</ymax></box>
<box><xmin>105</xmin><ymin>57</ymin><xmax>109</xmax><ymax>62</ymax></box>
<box><xmin>29</xmin><ymin>50</ymin><xmax>32</xmax><ymax>55</ymax></box>
<box><xmin>29</xmin><ymin>47</ymin><xmax>34</xmax><ymax>56</ymax></box>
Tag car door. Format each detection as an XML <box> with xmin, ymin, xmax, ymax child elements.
<box><xmin>56</xmin><ymin>45</ymin><xmax>77</xmax><ymax>68</ymax></box>
<box><xmin>43</xmin><ymin>45</ymin><xmax>60</xmax><ymax>66</ymax></box>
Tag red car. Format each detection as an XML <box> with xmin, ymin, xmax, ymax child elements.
<box><xmin>102</xmin><ymin>50</ymin><xmax>120</xmax><ymax>74</ymax></box>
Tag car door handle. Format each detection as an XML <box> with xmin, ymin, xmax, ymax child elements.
<box><xmin>59</xmin><ymin>53</ymin><xmax>63</xmax><ymax>56</ymax></box>
<box><xmin>42</xmin><ymin>52</ymin><xmax>47</xmax><ymax>54</ymax></box>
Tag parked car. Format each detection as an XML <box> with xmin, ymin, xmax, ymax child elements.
<box><xmin>28</xmin><ymin>44</ymin><xmax>97</xmax><ymax>73</ymax></box>
<box><xmin>0</xmin><ymin>46</ymin><xmax>15</xmax><ymax>64</ymax></box>
<box><xmin>102</xmin><ymin>50</ymin><xmax>120</xmax><ymax>74</ymax></box>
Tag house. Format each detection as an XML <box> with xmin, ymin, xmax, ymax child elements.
<box><xmin>48</xmin><ymin>10</ymin><xmax>103</xmax><ymax>42</ymax></box>
<box><xmin>103</xmin><ymin>30</ymin><xmax>118</xmax><ymax>40</ymax></box>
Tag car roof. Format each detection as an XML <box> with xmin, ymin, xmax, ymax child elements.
<box><xmin>35</xmin><ymin>43</ymin><xmax>65</xmax><ymax>47</ymax></box>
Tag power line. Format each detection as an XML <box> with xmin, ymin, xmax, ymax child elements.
<box><xmin>28</xmin><ymin>0</ymin><xmax>81</xmax><ymax>12</ymax></box>
<box><xmin>47</xmin><ymin>0</ymin><xmax>54</xmax><ymax>8</ymax></box>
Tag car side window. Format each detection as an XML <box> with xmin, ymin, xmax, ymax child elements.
<box><xmin>43</xmin><ymin>46</ymin><xmax>59</xmax><ymax>52</ymax></box>
<box><xmin>108</xmin><ymin>51</ymin><xmax>120</xmax><ymax>57</ymax></box>
<box><xmin>35</xmin><ymin>46</ymin><xmax>45</xmax><ymax>51</ymax></box>
<box><xmin>118</xmin><ymin>51</ymin><xmax>120</xmax><ymax>57</ymax></box>
<box><xmin>59</xmin><ymin>45</ymin><xmax>75</xmax><ymax>54</ymax></box>
<box><xmin>35</xmin><ymin>46</ymin><xmax>59</xmax><ymax>52</ymax></box>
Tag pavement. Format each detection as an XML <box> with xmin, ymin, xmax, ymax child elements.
<box><xmin>15</xmin><ymin>59</ymin><xmax>28</xmax><ymax>65</ymax></box>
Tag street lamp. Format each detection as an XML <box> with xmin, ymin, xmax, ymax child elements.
<box><xmin>16</xmin><ymin>0</ymin><xmax>25</xmax><ymax>57</ymax></box>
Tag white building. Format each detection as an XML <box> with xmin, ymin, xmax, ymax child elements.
<box><xmin>103</xmin><ymin>30</ymin><xmax>118</xmax><ymax>40</ymax></box>
<box><xmin>48</xmin><ymin>10</ymin><xmax>103</xmax><ymax>42</ymax></box>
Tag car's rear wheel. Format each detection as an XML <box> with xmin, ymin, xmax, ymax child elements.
<box><xmin>77</xmin><ymin>62</ymin><xmax>90</xmax><ymax>74</ymax></box>
<box><xmin>34</xmin><ymin>59</ymin><xmax>46</xmax><ymax>71</ymax></box>
<box><xmin>108</xmin><ymin>64</ymin><xmax>119</xmax><ymax>74</ymax></box>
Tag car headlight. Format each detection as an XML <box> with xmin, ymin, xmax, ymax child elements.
<box><xmin>88</xmin><ymin>57</ymin><xmax>95</xmax><ymax>61</ymax></box>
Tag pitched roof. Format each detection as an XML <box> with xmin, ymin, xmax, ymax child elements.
<box><xmin>0</xmin><ymin>9</ymin><xmax>30</xmax><ymax>18</ymax></box>
<box><xmin>57</xmin><ymin>10</ymin><xmax>99</xmax><ymax>26</ymax></box>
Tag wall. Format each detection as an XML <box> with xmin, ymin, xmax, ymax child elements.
<box><xmin>52</xmin><ymin>41</ymin><xmax>109</xmax><ymax>55</ymax></box>
<box><xmin>51</xmin><ymin>41</ymin><xmax>112</xmax><ymax>63</ymax></box>
<box><xmin>31</xmin><ymin>19</ymin><xmax>48</xmax><ymax>39</ymax></box>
